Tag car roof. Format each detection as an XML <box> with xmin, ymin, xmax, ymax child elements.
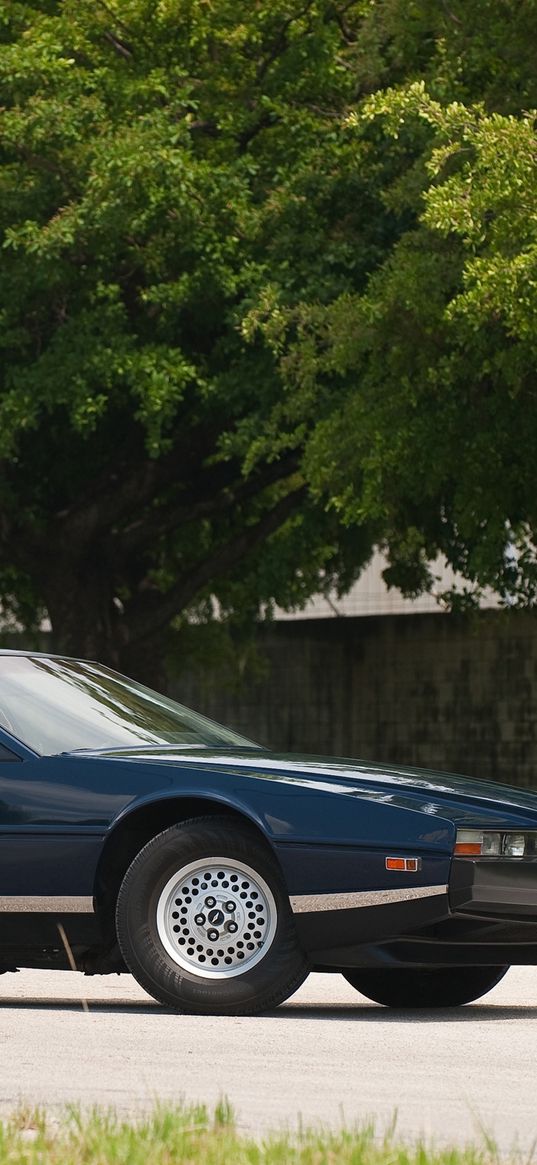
<box><xmin>0</xmin><ymin>649</ymin><xmax>55</xmax><ymax>657</ymax></box>
<box><xmin>0</xmin><ymin>649</ymin><xmax>87</xmax><ymax>662</ymax></box>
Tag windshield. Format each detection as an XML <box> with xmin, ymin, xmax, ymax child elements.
<box><xmin>0</xmin><ymin>656</ymin><xmax>256</xmax><ymax>756</ymax></box>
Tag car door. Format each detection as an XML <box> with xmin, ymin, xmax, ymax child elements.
<box><xmin>0</xmin><ymin>729</ymin><xmax>106</xmax><ymax>908</ymax></box>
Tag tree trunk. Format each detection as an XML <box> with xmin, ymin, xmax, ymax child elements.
<box><xmin>44</xmin><ymin>568</ymin><xmax>170</xmax><ymax>692</ymax></box>
<box><xmin>119</xmin><ymin>634</ymin><xmax>170</xmax><ymax>693</ymax></box>
<box><xmin>38</xmin><ymin>481</ymin><xmax>306</xmax><ymax>694</ymax></box>
<box><xmin>46</xmin><ymin>583</ymin><xmax>120</xmax><ymax>665</ymax></box>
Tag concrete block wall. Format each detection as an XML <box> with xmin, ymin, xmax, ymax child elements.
<box><xmin>173</xmin><ymin>611</ymin><xmax>537</xmax><ymax>788</ymax></box>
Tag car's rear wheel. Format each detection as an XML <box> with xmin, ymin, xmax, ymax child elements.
<box><xmin>116</xmin><ymin>817</ymin><xmax>309</xmax><ymax>1015</ymax></box>
<box><xmin>343</xmin><ymin>965</ymin><xmax>509</xmax><ymax>1007</ymax></box>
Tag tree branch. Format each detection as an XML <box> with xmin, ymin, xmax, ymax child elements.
<box><xmin>256</xmin><ymin>2</ymin><xmax>316</xmax><ymax>84</ymax></box>
<box><xmin>94</xmin><ymin>0</ymin><xmax>136</xmax><ymax>42</ymax></box>
<box><xmin>126</xmin><ymin>484</ymin><xmax>307</xmax><ymax>645</ymax></box>
<box><xmin>330</xmin><ymin>8</ymin><xmax>356</xmax><ymax>44</ymax></box>
<box><xmin>237</xmin><ymin>111</ymin><xmax>281</xmax><ymax>153</ymax></box>
<box><xmin>116</xmin><ymin>453</ymin><xmax>301</xmax><ymax>557</ymax></box>
<box><xmin>102</xmin><ymin>30</ymin><xmax>133</xmax><ymax>59</ymax></box>
<box><xmin>53</xmin><ymin>426</ymin><xmax>222</xmax><ymax>549</ymax></box>
<box><xmin>440</xmin><ymin>0</ymin><xmax>463</xmax><ymax>26</ymax></box>
<box><xmin>188</xmin><ymin>119</ymin><xmax>220</xmax><ymax>137</ymax></box>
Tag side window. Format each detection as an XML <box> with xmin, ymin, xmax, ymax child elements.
<box><xmin>0</xmin><ymin>743</ymin><xmax>21</xmax><ymax>762</ymax></box>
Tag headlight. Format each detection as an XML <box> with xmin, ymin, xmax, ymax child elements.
<box><xmin>502</xmin><ymin>833</ymin><xmax>526</xmax><ymax>858</ymax></box>
<box><xmin>455</xmin><ymin>829</ymin><xmax>534</xmax><ymax>859</ymax></box>
<box><xmin>482</xmin><ymin>832</ymin><xmax>502</xmax><ymax>857</ymax></box>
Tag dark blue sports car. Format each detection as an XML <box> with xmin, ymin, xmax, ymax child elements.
<box><xmin>1</xmin><ymin>649</ymin><xmax>536</xmax><ymax>1014</ymax></box>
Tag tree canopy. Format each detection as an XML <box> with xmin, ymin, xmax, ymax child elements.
<box><xmin>0</xmin><ymin>0</ymin><xmax>385</xmax><ymax>677</ymax></box>
<box><xmin>257</xmin><ymin>1</ymin><xmax>537</xmax><ymax>607</ymax></box>
<box><xmin>1</xmin><ymin>1</ymin><xmax>536</xmax><ymax>681</ymax></box>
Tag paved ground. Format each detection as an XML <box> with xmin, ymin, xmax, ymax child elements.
<box><xmin>0</xmin><ymin>966</ymin><xmax>536</xmax><ymax>1150</ymax></box>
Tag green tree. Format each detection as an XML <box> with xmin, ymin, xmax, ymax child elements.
<box><xmin>0</xmin><ymin>0</ymin><xmax>389</xmax><ymax>680</ymax></box>
<box><xmin>257</xmin><ymin>1</ymin><xmax>537</xmax><ymax>607</ymax></box>
<box><xmin>6</xmin><ymin>0</ymin><xmax>535</xmax><ymax>683</ymax></box>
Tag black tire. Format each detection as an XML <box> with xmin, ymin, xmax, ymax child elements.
<box><xmin>116</xmin><ymin>817</ymin><xmax>309</xmax><ymax>1015</ymax></box>
<box><xmin>343</xmin><ymin>965</ymin><xmax>509</xmax><ymax>1008</ymax></box>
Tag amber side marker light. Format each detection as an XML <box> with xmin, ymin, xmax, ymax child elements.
<box><xmin>385</xmin><ymin>857</ymin><xmax>421</xmax><ymax>872</ymax></box>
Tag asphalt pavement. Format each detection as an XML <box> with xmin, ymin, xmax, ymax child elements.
<box><xmin>0</xmin><ymin>966</ymin><xmax>536</xmax><ymax>1150</ymax></box>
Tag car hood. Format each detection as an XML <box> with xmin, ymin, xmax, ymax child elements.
<box><xmin>77</xmin><ymin>745</ymin><xmax>537</xmax><ymax>827</ymax></box>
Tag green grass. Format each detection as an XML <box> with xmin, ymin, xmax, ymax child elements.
<box><xmin>0</xmin><ymin>1103</ymin><xmax>517</xmax><ymax>1165</ymax></box>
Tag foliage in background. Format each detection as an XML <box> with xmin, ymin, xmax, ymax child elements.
<box><xmin>1</xmin><ymin>1</ymin><xmax>537</xmax><ymax>681</ymax></box>
<box><xmin>0</xmin><ymin>0</ymin><xmax>388</xmax><ymax>679</ymax></box>
<box><xmin>256</xmin><ymin>1</ymin><xmax>537</xmax><ymax>608</ymax></box>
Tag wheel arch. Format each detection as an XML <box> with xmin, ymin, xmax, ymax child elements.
<box><xmin>94</xmin><ymin>794</ymin><xmax>279</xmax><ymax>920</ymax></box>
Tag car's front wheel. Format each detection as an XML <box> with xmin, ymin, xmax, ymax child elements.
<box><xmin>116</xmin><ymin>817</ymin><xmax>309</xmax><ymax>1015</ymax></box>
<box><xmin>343</xmin><ymin>965</ymin><xmax>509</xmax><ymax>1008</ymax></box>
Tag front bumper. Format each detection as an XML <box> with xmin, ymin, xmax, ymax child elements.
<box><xmin>293</xmin><ymin>857</ymin><xmax>537</xmax><ymax>970</ymax></box>
<box><xmin>450</xmin><ymin>857</ymin><xmax>537</xmax><ymax>918</ymax></box>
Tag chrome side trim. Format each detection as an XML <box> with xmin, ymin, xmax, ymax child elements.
<box><xmin>0</xmin><ymin>896</ymin><xmax>94</xmax><ymax>913</ymax></box>
<box><xmin>290</xmin><ymin>884</ymin><xmax>448</xmax><ymax>913</ymax></box>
